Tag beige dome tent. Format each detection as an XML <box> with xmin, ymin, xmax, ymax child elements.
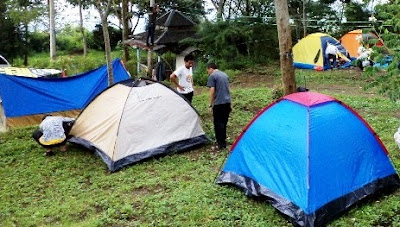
<box><xmin>69</xmin><ymin>78</ymin><xmax>209</xmax><ymax>171</ymax></box>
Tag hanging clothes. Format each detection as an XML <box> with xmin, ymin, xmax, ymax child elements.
<box><xmin>154</xmin><ymin>61</ymin><xmax>167</xmax><ymax>81</ymax></box>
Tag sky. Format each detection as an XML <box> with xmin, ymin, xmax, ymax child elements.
<box><xmin>51</xmin><ymin>0</ymin><xmax>388</xmax><ymax>32</ymax></box>
<box><xmin>54</xmin><ymin>0</ymin><xmax>215</xmax><ymax>33</ymax></box>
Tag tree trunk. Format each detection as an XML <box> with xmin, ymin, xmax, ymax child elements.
<box><xmin>227</xmin><ymin>0</ymin><xmax>232</xmax><ymax>20</ymax></box>
<box><xmin>294</xmin><ymin>17</ymin><xmax>301</xmax><ymax>41</ymax></box>
<box><xmin>23</xmin><ymin>23</ymin><xmax>29</xmax><ymax>66</ymax></box>
<box><xmin>49</xmin><ymin>0</ymin><xmax>56</xmax><ymax>61</ymax></box>
<box><xmin>96</xmin><ymin>0</ymin><xmax>113</xmax><ymax>86</ymax></box>
<box><xmin>122</xmin><ymin>0</ymin><xmax>130</xmax><ymax>62</ymax></box>
<box><xmin>217</xmin><ymin>0</ymin><xmax>225</xmax><ymax>20</ymax></box>
<box><xmin>245</xmin><ymin>0</ymin><xmax>250</xmax><ymax>16</ymax></box>
<box><xmin>303</xmin><ymin>0</ymin><xmax>307</xmax><ymax>37</ymax></box>
<box><xmin>147</xmin><ymin>0</ymin><xmax>156</xmax><ymax>77</ymax></box>
<box><xmin>78</xmin><ymin>0</ymin><xmax>88</xmax><ymax>56</ymax></box>
<box><xmin>100</xmin><ymin>14</ymin><xmax>114</xmax><ymax>86</ymax></box>
<box><xmin>274</xmin><ymin>0</ymin><xmax>296</xmax><ymax>95</ymax></box>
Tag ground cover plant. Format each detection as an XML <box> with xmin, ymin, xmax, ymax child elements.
<box><xmin>1</xmin><ymin>64</ymin><xmax>400</xmax><ymax>226</ymax></box>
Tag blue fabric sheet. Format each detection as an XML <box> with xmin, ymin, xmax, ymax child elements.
<box><xmin>0</xmin><ymin>59</ymin><xmax>130</xmax><ymax>117</ymax></box>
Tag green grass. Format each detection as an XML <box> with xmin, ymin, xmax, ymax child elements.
<box><xmin>1</xmin><ymin>64</ymin><xmax>400</xmax><ymax>226</ymax></box>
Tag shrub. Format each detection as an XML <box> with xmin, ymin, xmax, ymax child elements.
<box><xmin>193</xmin><ymin>61</ymin><xmax>208</xmax><ymax>86</ymax></box>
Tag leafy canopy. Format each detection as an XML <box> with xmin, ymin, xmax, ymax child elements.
<box><xmin>363</xmin><ymin>0</ymin><xmax>400</xmax><ymax>101</ymax></box>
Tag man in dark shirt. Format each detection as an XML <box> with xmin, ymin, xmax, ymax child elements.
<box><xmin>206</xmin><ymin>63</ymin><xmax>231</xmax><ymax>150</ymax></box>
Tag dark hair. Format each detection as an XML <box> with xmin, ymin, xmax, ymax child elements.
<box><xmin>42</xmin><ymin>114</ymin><xmax>52</xmax><ymax>121</ymax></box>
<box><xmin>207</xmin><ymin>63</ymin><xmax>218</xmax><ymax>69</ymax></box>
<box><xmin>184</xmin><ymin>54</ymin><xmax>194</xmax><ymax>62</ymax></box>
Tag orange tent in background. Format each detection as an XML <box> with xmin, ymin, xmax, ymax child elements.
<box><xmin>339</xmin><ymin>29</ymin><xmax>383</xmax><ymax>58</ymax></box>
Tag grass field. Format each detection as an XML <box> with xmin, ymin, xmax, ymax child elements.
<box><xmin>1</xmin><ymin>64</ymin><xmax>400</xmax><ymax>226</ymax></box>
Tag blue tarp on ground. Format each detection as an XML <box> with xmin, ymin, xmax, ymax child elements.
<box><xmin>0</xmin><ymin>59</ymin><xmax>130</xmax><ymax>118</ymax></box>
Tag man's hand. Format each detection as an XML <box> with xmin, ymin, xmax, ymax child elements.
<box><xmin>177</xmin><ymin>85</ymin><xmax>185</xmax><ymax>92</ymax></box>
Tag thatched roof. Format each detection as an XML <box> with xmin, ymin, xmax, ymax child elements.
<box><xmin>124</xmin><ymin>9</ymin><xmax>197</xmax><ymax>54</ymax></box>
<box><xmin>156</xmin><ymin>10</ymin><xmax>196</xmax><ymax>27</ymax></box>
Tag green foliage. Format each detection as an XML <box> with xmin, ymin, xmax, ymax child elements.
<box><xmin>57</xmin><ymin>24</ymin><xmax>92</xmax><ymax>53</ymax></box>
<box><xmin>271</xmin><ymin>85</ymin><xmax>284</xmax><ymax>100</ymax></box>
<box><xmin>27</xmin><ymin>25</ymin><xmax>94</xmax><ymax>54</ymax></box>
<box><xmin>193</xmin><ymin>60</ymin><xmax>242</xmax><ymax>87</ymax></box>
<box><xmin>193</xmin><ymin>61</ymin><xmax>208</xmax><ymax>86</ymax></box>
<box><xmin>0</xmin><ymin>0</ymin><xmax>24</xmax><ymax>62</ymax></box>
<box><xmin>13</xmin><ymin>50</ymin><xmax>127</xmax><ymax>75</ymax></box>
<box><xmin>289</xmin><ymin>0</ymin><xmax>339</xmax><ymax>40</ymax></box>
<box><xmin>344</xmin><ymin>1</ymin><xmax>370</xmax><ymax>22</ymax></box>
<box><xmin>29</xmin><ymin>31</ymin><xmax>50</xmax><ymax>53</ymax></box>
<box><xmin>91</xmin><ymin>24</ymin><xmax>122</xmax><ymax>51</ymax></box>
<box><xmin>363</xmin><ymin>1</ymin><xmax>400</xmax><ymax>101</ymax></box>
<box><xmin>186</xmin><ymin>20</ymin><xmax>279</xmax><ymax>71</ymax></box>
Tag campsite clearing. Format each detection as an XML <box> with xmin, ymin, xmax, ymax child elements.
<box><xmin>0</xmin><ymin>66</ymin><xmax>399</xmax><ymax>226</ymax></box>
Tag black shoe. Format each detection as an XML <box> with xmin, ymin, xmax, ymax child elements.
<box><xmin>45</xmin><ymin>151</ymin><xmax>55</xmax><ymax>156</ymax></box>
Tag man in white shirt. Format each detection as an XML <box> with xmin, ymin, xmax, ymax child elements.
<box><xmin>325</xmin><ymin>42</ymin><xmax>339</xmax><ymax>69</ymax></box>
<box><xmin>170</xmin><ymin>54</ymin><xmax>195</xmax><ymax>103</ymax></box>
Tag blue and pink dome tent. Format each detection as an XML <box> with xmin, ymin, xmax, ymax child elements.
<box><xmin>217</xmin><ymin>92</ymin><xmax>400</xmax><ymax>226</ymax></box>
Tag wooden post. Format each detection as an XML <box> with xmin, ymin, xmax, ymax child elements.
<box><xmin>274</xmin><ymin>0</ymin><xmax>296</xmax><ymax>95</ymax></box>
<box><xmin>147</xmin><ymin>48</ymin><xmax>153</xmax><ymax>78</ymax></box>
<box><xmin>137</xmin><ymin>48</ymin><xmax>141</xmax><ymax>77</ymax></box>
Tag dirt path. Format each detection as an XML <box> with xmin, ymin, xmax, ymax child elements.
<box><xmin>228</xmin><ymin>66</ymin><xmax>379</xmax><ymax>98</ymax></box>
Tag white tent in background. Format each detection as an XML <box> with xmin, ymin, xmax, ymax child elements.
<box><xmin>69</xmin><ymin>78</ymin><xmax>209</xmax><ymax>171</ymax></box>
<box><xmin>395</xmin><ymin>127</ymin><xmax>400</xmax><ymax>150</ymax></box>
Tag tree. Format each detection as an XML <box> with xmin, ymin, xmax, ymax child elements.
<box><xmin>274</xmin><ymin>0</ymin><xmax>296</xmax><ymax>95</ymax></box>
<box><xmin>109</xmin><ymin>0</ymin><xmax>131</xmax><ymax>62</ymax></box>
<box><xmin>363</xmin><ymin>1</ymin><xmax>400</xmax><ymax>101</ymax></box>
<box><xmin>302</xmin><ymin>0</ymin><xmax>307</xmax><ymax>37</ymax></box>
<box><xmin>157</xmin><ymin>0</ymin><xmax>205</xmax><ymax>21</ymax></box>
<box><xmin>95</xmin><ymin>0</ymin><xmax>114</xmax><ymax>86</ymax></box>
<box><xmin>121</xmin><ymin>0</ymin><xmax>129</xmax><ymax>61</ymax></box>
<box><xmin>0</xmin><ymin>0</ymin><xmax>23</xmax><ymax>63</ymax></box>
<box><xmin>210</xmin><ymin>0</ymin><xmax>276</xmax><ymax>20</ymax></box>
<box><xmin>7</xmin><ymin>0</ymin><xmax>46</xmax><ymax>65</ymax></box>
<box><xmin>91</xmin><ymin>24</ymin><xmax>122</xmax><ymax>50</ymax></box>
<box><xmin>185</xmin><ymin>19</ymin><xmax>279</xmax><ymax>70</ymax></box>
<box><xmin>210</xmin><ymin>0</ymin><xmax>226</xmax><ymax>20</ymax></box>
<box><xmin>344</xmin><ymin>1</ymin><xmax>370</xmax><ymax>22</ymax></box>
<box><xmin>49</xmin><ymin>0</ymin><xmax>56</xmax><ymax>60</ymax></box>
<box><xmin>66</xmin><ymin>0</ymin><xmax>92</xmax><ymax>56</ymax></box>
<box><xmin>288</xmin><ymin>0</ymin><xmax>336</xmax><ymax>40</ymax></box>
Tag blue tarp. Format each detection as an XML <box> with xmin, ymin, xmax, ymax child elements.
<box><xmin>0</xmin><ymin>59</ymin><xmax>130</xmax><ymax>118</ymax></box>
<box><xmin>373</xmin><ymin>55</ymin><xmax>393</xmax><ymax>69</ymax></box>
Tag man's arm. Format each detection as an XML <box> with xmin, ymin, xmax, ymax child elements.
<box><xmin>209</xmin><ymin>87</ymin><xmax>215</xmax><ymax>108</ymax></box>
<box><xmin>170</xmin><ymin>73</ymin><xmax>184</xmax><ymax>91</ymax></box>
